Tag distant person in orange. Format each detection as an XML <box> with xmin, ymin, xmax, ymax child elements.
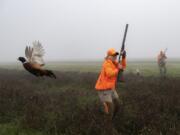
<box><xmin>95</xmin><ymin>48</ymin><xmax>126</xmax><ymax>120</ymax></box>
<box><xmin>157</xmin><ymin>50</ymin><xmax>167</xmax><ymax>77</ymax></box>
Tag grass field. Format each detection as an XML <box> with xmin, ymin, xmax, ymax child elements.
<box><xmin>1</xmin><ymin>60</ymin><xmax>180</xmax><ymax>76</ymax></box>
<box><xmin>0</xmin><ymin>60</ymin><xmax>179</xmax><ymax>135</ymax></box>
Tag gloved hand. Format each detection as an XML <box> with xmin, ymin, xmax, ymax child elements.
<box><xmin>118</xmin><ymin>63</ymin><xmax>123</xmax><ymax>69</ymax></box>
<box><xmin>120</xmin><ymin>50</ymin><xmax>126</xmax><ymax>59</ymax></box>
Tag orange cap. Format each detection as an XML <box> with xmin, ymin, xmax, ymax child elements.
<box><xmin>107</xmin><ymin>48</ymin><xmax>119</xmax><ymax>56</ymax></box>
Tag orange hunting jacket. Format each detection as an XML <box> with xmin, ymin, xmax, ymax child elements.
<box><xmin>95</xmin><ymin>58</ymin><xmax>126</xmax><ymax>90</ymax></box>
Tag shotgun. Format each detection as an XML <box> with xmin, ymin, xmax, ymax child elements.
<box><xmin>117</xmin><ymin>24</ymin><xmax>129</xmax><ymax>82</ymax></box>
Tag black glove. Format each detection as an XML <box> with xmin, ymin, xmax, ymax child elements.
<box><xmin>121</xmin><ymin>50</ymin><xmax>126</xmax><ymax>59</ymax></box>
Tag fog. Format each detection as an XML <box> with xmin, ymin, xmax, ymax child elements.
<box><xmin>0</xmin><ymin>0</ymin><xmax>180</xmax><ymax>62</ymax></box>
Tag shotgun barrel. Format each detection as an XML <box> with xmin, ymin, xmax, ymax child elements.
<box><xmin>117</xmin><ymin>24</ymin><xmax>129</xmax><ymax>82</ymax></box>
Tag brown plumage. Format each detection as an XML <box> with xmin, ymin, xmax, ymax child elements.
<box><xmin>18</xmin><ymin>41</ymin><xmax>56</xmax><ymax>79</ymax></box>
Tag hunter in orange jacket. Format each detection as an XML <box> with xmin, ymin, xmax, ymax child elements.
<box><xmin>95</xmin><ymin>58</ymin><xmax>126</xmax><ymax>90</ymax></box>
<box><xmin>95</xmin><ymin>48</ymin><xmax>126</xmax><ymax>119</ymax></box>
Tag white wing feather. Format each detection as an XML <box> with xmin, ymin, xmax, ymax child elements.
<box><xmin>24</xmin><ymin>41</ymin><xmax>45</xmax><ymax>66</ymax></box>
<box><xmin>31</xmin><ymin>41</ymin><xmax>45</xmax><ymax>66</ymax></box>
<box><xmin>25</xmin><ymin>46</ymin><xmax>33</xmax><ymax>62</ymax></box>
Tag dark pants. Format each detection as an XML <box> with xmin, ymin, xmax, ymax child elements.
<box><xmin>159</xmin><ymin>65</ymin><xmax>167</xmax><ymax>77</ymax></box>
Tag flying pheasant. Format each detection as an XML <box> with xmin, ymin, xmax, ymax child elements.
<box><xmin>18</xmin><ymin>41</ymin><xmax>56</xmax><ymax>79</ymax></box>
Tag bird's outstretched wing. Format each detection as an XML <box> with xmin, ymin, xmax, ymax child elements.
<box><xmin>25</xmin><ymin>41</ymin><xmax>45</xmax><ymax>66</ymax></box>
<box><xmin>25</xmin><ymin>46</ymin><xmax>33</xmax><ymax>62</ymax></box>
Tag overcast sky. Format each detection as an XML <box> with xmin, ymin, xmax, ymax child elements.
<box><xmin>0</xmin><ymin>0</ymin><xmax>180</xmax><ymax>62</ymax></box>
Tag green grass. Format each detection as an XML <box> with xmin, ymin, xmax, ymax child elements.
<box><xmin>126</xmin><ymin>61</ymin><xmax>180</xmax><ymax>76</ymax></box>
<box><xmin>1</xmin><ymin>60</ymin><xmax>180</xmax><ymax>76</ymax></box>
<box><xmin>0</xmin><ymin>123</ymin><xmax>43</xmax><ymax>135</ymax></box>
<box><xmin>0</xmin><ymin>59</ymin><xmax>179</xmax><ymax>134</ymax></box>
<box><xmin>0</xmin><ymin>68</ymin><xmax>179</xmax><ymax>135</ymax></box>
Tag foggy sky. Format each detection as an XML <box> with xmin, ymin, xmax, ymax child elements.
<box><xmin>0</xmin><ymin>0</ymin><xmax>180</xmax><ymax>62</ymax></box>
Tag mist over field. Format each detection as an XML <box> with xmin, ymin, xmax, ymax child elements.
<box><xmin>0</xmin><ymin>0</ymin><xmax>180</xmax><ymax>62</ymax></box>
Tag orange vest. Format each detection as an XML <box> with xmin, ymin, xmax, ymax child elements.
<box><xmin>95</xmin><ymin>58</ymin><xmax>126</xmax><ymax>90</ymax></box>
